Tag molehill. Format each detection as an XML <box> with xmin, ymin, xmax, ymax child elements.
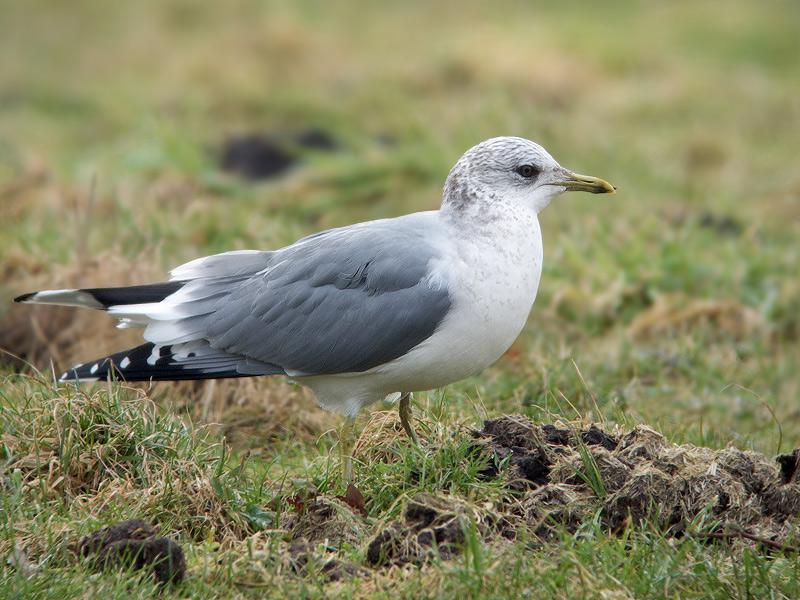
<box><xmin>290</xmin><ymin>415</ymin><xmax>800</xmax><ymax>571</ymax></box>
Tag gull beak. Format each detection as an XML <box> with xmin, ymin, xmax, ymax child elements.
<box><xmin>553</xmin><ymin>170</ymin><xmax>616</xmax><ymax>194</ymax></box>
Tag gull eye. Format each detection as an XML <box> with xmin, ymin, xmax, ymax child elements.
<box><xmin>516</xmin><ymin>164</ymin><xmax>539</xmax><ymax>179</ymax></box>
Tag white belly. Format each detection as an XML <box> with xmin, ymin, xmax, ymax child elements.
<box><xmin>301</xmin><ymin>207</ymin><xmax>543</xmax><ymax>415</ymax></box>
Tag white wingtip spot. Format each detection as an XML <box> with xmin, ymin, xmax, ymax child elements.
<box><xmin>147</xmin><ymin>345</ymin><xmax>162</xmax><ymax>366</ymax></box>
<box><xmin>59</xmin><ymin>363</ymin><xmax>83</xmax><ymax>382</ymax></box>
<box><xmin>89</xmin><ymin>363</ymin><xmax>99</xmax><ymax>374</ymax></box>
<box><xmin>120</xmin><ymin>357</ymin><xmax>131</xmax><ymax>369</ymax></box>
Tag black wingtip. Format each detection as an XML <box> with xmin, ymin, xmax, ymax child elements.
<box><xmin>14</xmin><ymin>292</ymin><xmax>36</xmax><ymax>303</ymax></box>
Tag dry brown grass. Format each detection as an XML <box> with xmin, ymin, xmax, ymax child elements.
<box><xmin>1</xmin><ymin>251</ymin><xmax>156</xmax><ymax>369</ymax></box>
<box><xmin>627</xmin><ymin>293</ymin><xmax>766</xmax><ymax>340</ymax></box>
<box><xmin>163</xmin><ymin>377</ymin><xmax>333</xmax><ymax>448</ymax></box>
<box><xmin>1</xmin><ymin>375</ymin><xmax>274</xmax><ymax>560</ymax></box>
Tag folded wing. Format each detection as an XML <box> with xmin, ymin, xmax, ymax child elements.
<box><xmin>17</xmin><ymin>214</ymin><xmax>452</xmax><ymax>381</ymax></box>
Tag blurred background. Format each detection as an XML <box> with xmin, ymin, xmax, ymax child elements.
<box><xmin>1</xmin><ymin>0</ymin><xmax>798</xmax><ymax>453</ymax></box>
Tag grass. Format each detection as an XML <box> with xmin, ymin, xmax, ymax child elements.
<box><xmin>1</xmin><ymin>0</ymin><xmax>799</xmax><ymax>597</ymax></box>
<box><xmin>5</xmin><ymin>377</ymin><xmax>800</xmax><ymax>599</ymax></box>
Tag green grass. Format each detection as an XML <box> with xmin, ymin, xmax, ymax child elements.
<box><xmin>4</xmin><ymin>376</ymin><xmax>800</xmax><ymax>599</ymax></box>
<box><xmin>1</xmin><ymin>0</ymin><xmax>799</xmax><ymax>597</ymax></box>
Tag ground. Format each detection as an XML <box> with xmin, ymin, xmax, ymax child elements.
<box><xmin>1</xmin><ymin>1</ymin><xmax>799</xmax><ymax>598</ymax></box>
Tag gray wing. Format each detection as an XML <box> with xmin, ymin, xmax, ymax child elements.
<box><xmin>141</xmin><ymin>216</ymin><xmax>452</xmax><ymax>375</ymax></box>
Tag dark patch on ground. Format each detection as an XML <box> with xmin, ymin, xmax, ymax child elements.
<box><xmin>477</xmin><ymin>415</ymin><xmax>556</xmax><ymax>487</ymax></box>
<box><xmin>293</xmin><ymin>128</ymin><xmax>338</xmax><ymax>152</ymax></box>
<box><xmin>581</xmin><ymin>424</ymin><xmax>618</xmax><ymax>450</ymax></box>
<box><xmin>77</xmin><ymin>520</ymin><xmax>185</xmax><ymax>585</ymax></box>
<box><xmin>77</xmin><ymin>519</ymin><xmax>157</xmax><ymax>556</ymax></box>
<box><xmin>93</xmin><ymin>538</ymin><xmax>185</xmax><ymax>585</ymax></box>
<box><xmin>366</xmin><ymin>494</ymin><xmax>480</xmax><ymax>567</ymax></box>
<box><xmin>541</xmin><ymin>424</ymin><xmax>571</xmax><ymax>446</ymax></box>
<box><xmin>776</xmin><ymin>449</ymin><xmax>800</xmax><ymax>484</ymax></box>
<box><xmin>219</xmin><ymin>128</ymin><xmax>338</xmax><ymax>180</ymax></box>
<box><xmin>287</xmin><ymin>540</ymin><xmax>369</xmax><ymax>582</ymax></box>
<box><xmin>480</xmin><ymin>415</ymin><xmax>544</xmax><ymax>451</ymax></box>
<box><xmin>698</xmin><ymin>211</ymin><xmax>743</xmax><ymax>236</ymax></box>
<box><xmin>514</xmin><ymin>450</ymin><xmax>552</xmax><ymax>484</ymax></box>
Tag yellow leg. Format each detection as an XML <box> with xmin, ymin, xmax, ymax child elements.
<box><xmin>398</xmin><ymin>393</ymin><xmax>420</xmax><ymax>446</ymax></box>
<box><xmin>339</xmin><ymin>415</ymin><xmax>357</xmax><ymax>485</ymax></box>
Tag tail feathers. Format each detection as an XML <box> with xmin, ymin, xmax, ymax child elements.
<box><xmin>59</xmin><ymin>341</ymin><xmax>284</xmax><ymax>383</ymax></box>
<box><xmin>14</xmin><ymin>282</ymin><xmax>185</xmax><ymax>310</ymax></box>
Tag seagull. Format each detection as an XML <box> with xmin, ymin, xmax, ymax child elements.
<box><xmin>14</xmin><ymin>137</ymin><xmax>614</xmax><ymax>482</ymax></box>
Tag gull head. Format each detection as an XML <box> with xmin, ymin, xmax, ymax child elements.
<box><xmin>443</xmin><ymin>136</ymin><xmax>615</xmax><ymax>214</ymax></box>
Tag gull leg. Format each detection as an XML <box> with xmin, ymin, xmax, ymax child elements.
<box><xmin>398</xmin><ymin>392</ymin><xmax>420</xmax><ymax>446</ymax></box>
<box><xmin>339</xmin><ymin>415</ymin><xmax>357</xmax><ymax>485</ymax></box>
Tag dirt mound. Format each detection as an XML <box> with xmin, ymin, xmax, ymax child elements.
<box><xmin>219</xmin><ymin>128</ymin><xmax>338</xmax><ymax>181</ymax></box>
<box><xmin>281</xmin><ymin>496</ymin><xmax>368</xmax><ymax>547</ymax></box>
<box><xmin>476</xmin><ymin>416</ymin><xmax>800</xmax><ymax>548</ymax></box>
<box><xmin>272</xmin><ymin>415</ymin><xmax>800</xmax><ymax>576</ymax></box>
<box><xmin>365</xmin><ymin>493</ymin><xmax>500</xmax><ymax>567</ymax></box>
<box><xmin>77</xmin><ymin>520</ymin><xmax>185</xmax><ymax>585</ymax></box>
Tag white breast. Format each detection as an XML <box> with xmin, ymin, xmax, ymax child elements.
<box><xmin>301</xmin><ymin>205</ymin><xmax>543</xmax><ymax>415</ymax></box>
<box><xmin>373</xmin><ymin>205</ymin><xmax>543</xmax><ymax>391</ymax></box>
